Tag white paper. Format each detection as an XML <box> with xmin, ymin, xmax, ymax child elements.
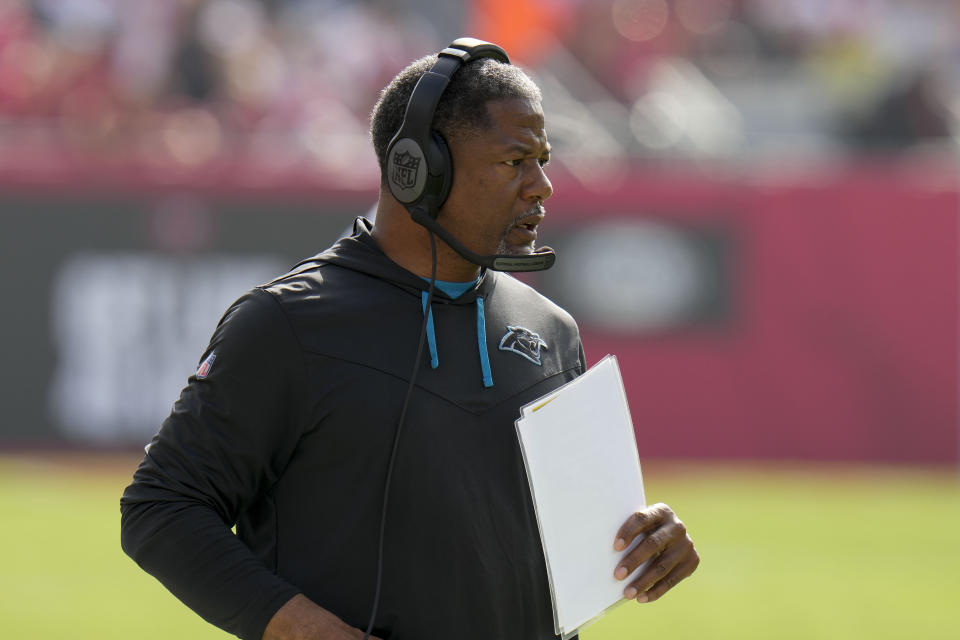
<box><xmin>515</xmin><ymin>355</ymin><xmax>646</xmax><ymax>638</ymax></box>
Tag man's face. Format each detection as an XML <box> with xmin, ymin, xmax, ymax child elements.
<box><xmin>438</xmin><ymin>97</ymin><xmax>553</xmax><ymax>261</ymax></box>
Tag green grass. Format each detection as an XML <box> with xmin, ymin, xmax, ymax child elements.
<box><xmin>0</xmin><ymin>453</ymin><xmax>229</xmax><ymax>639</ymax></box>
<box><xmin>1</xmin><ymin>454</ymin><xmax>958</xmax><ymax>639</ymax></box>
<box><xmin>585</xmin><ymin>462</ymin><xmax>960</xmax><ymax>640</ymax></box>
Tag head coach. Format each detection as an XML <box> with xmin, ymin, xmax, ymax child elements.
<box><xmin>120</xmin><ymin>38</ymin><xmax>699</xmax><ymax>640</ymax></box>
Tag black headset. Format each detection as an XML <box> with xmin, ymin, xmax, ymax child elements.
<box><xmin>384</xmin><ymin>37</ymin><xmax>556</xmax><ymax>272</ymax></box>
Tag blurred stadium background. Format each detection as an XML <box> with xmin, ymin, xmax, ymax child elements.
<box><xmin>0</xmin><ymin>0</ymin><xmax>957</xmax><ymax>638</ymax></box>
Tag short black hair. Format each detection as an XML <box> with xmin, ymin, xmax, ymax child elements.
<box><xmin>370</xmin><ymin>53</ymin><xmax>542</xmax><ymax>175</ymax></box>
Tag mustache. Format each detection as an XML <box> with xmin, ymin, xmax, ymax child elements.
<box><xmin>511</xmin><ymin>203</ymin><xmax>546</xmax><ymax>225</ymax></box>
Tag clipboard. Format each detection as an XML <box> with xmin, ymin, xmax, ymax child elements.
<box><xmin>515</xmin><ymin>355</ymin><xmax>647</xmax><ymax>638</ymax></box>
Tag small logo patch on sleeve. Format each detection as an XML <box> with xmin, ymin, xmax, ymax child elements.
<box><xmin>196</xmin><ymin>352</ymin><xmax>216</xmax><ymax>379</ymax></box>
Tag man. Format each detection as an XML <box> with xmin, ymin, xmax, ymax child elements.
<box><xmin>120</xmin><ymin>39</ymin><xmax>698</xmax><ymax>640</ymax></box>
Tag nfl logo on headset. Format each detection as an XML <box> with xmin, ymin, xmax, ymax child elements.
<box><xmin>391</xmin><ymin>150</ymin><xmax>421</xmax><ymax>190</ymax></box>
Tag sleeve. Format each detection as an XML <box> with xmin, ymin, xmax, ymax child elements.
<box><xmin>120</xmin><ymin>287</ymin><xmax>308</xmax><ymax>640</ymax></box>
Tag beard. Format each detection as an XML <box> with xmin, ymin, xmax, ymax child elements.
<box><xmin>496</xmin><ymin>203</ymin><xmax>546</xmax><ymax>255</ymax></box>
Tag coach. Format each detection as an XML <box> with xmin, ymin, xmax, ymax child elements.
<box><xmin>120</xmin><ymin>39</ymin><xmax>698</xmax><ymax>640</ymax></box>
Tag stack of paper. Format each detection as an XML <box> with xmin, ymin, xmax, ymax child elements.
<box><xmin>515</xmin><ymin>355</ymin><xmax>646</xmax><ymax>639</ymax></box>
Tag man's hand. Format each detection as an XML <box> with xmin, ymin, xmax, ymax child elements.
<box><xmin>262</xmin><ymin>594</ymin><xmax>382</xmax><ymax>640</ymax></box>
<box><xmin>612</xmin><ymin>503</ymin><xmax>699</xmax><ymax>603</ymax></box>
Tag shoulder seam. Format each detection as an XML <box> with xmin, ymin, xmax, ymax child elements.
<box><xmin>266</xmin><ymin>259</ymin><xmax>330</xmax><ymax>287</ymax></box>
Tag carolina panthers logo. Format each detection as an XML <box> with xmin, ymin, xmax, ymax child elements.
<box><xmin>499</xmin><ymin>325</ymin><xmax>548</xmax><ymax>365</ymax></box>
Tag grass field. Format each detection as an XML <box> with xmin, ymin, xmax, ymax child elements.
<box><xmin>1</xmin><ymin>453</ymin><xmax>958</xmax><ymax>639</ymax></box>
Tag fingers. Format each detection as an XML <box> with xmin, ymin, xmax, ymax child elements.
<box><xmin>624</xmin><ymin>543</ymin><xmax>699</xmax><ymax>603</ymax></box>
<box><xmin>614</xmin><ymin>504</ymin><xmax>685</xmax><ymax>574</ymax></box>
<box><xmin>613</xmin><ymin>503</ymin><xmax>673</xmax><ymax>551</ymax></box>
<box><xmin>613</xmin><ymin>503</ymin><xmax>700</xmax><ymax>603</ymax></box>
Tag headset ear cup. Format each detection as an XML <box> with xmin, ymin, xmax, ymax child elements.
<box><xmin>430</xmin><ymin>131</ymin><xmax>453</xmax><ymax>212</ymax></box>
<box><xmin>386</xmin><ymin>136</ymin><xmax>429</xmax><ymax>205</ymax></box>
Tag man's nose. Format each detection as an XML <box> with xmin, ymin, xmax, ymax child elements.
<box><xmin>525</xmin><ymin>162</ymin><xmax>553</xmax><ymax>202</ymax></box>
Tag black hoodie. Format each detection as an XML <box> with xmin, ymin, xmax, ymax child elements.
<box><xmin>120</xmin><ymin>219</ymin><xmax>585</xmax><ymax>640</ymax></box>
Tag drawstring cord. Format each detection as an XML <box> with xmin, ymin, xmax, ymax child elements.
<box><xmin>476</xmin><ymin>297</ymin><xmax>493</xmax><ymax>388</ymax></box>
<box><xmin>421</xmin><ymin>291</ymin><xmax>439</xmax><ymax>369</ymax></box>
<box><xmin>419</xmin><ymin>281</ymin><xmax>494</xmax><ymax>388</ymax></box>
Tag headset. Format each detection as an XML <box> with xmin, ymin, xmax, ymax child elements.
<box><xmin>384</xmin><ymin>37</ymin><xmax>557</xmax><ymax>273</ymax></box>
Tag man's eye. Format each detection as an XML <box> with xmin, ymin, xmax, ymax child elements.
<box><xmin>538</xmin><ymin>157</ymin><xmax>550</xmax><ymax>167</ymax></box>
<box><xmin>504</xmin><ymin>159</ymin><xmax>522</xmax><ymax>167</ymax></box>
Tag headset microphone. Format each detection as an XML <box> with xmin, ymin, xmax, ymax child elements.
<box><xmin>409</xmin><ymin>206</ymin><xmax>556</xmax><ymax>272</ymax></box>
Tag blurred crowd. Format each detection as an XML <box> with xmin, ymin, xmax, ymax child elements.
<box><xmin>0</xmin><ymin>0</ymin><xmax>441</xmax><ymax>178</ymax></box>
<box><xmin>0</xmin><ymin>0</ymin><xmax>958</xmax><ymax>178</ymax></box>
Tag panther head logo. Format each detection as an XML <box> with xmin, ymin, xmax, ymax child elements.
<box><xmin>499</xmin><ymin>325</ymin><xmax>548</xmax><ymax>365</ymax></box>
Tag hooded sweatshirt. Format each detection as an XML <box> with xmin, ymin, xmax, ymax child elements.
<box><xmin>120</xmin><ymin>218</ymin><xmax>586</xmax><ymax>640</ymax></box>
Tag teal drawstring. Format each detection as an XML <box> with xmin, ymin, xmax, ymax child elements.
<box><xmin>476</xmin><ymin>296</ymin><xmax>493</xmax><ymax>388</ymax></box>
<box><xmin>421</xmin><ymin>291</ymin><xmax>439</xmax><ymax>369</ymax></box>
<box><xmin>419</xmin><ymin>279</ymin><xmax>493</xmax><ymax>387</ymax></box>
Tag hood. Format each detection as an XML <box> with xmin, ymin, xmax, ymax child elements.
<box><xmin>300</xmin><ymin>217</ymin><xmax>500</xmax><ymax>388</ymax></box>
<box><xmin>299</xmin><ymin>217</ymin><xmax>493</xmax><ymax>304</ymax></box>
